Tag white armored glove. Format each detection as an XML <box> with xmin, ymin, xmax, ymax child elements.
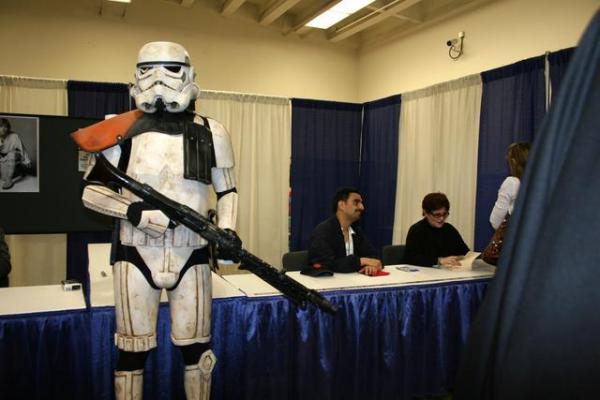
<box><xmin>126</xmin><ymin>201</ymin><xmax>172</xmax><ymax>238</ymax></box>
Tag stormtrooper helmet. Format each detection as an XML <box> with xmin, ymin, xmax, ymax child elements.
<box><xmin>130</xmin><ymin>41</ymin><xmax>200</xmax><ymax>113</ymax></box>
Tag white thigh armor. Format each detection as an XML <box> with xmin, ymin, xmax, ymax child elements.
<box><xmin>113</xmin><ymin>261</ymin><xmax>161</xmax><ymax>352</ymax></box>
<box><xmin>113</xmin><ymin>256</ymin><xmax>212</xmax><ymax>351</ymax></box>
<box><xmin>167</xmin><ymin>263</ymin><xmax>212</xmax><ymax>346</ymax></box>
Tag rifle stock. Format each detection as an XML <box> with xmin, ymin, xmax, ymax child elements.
<box><xmin>86</xmin><ymin>154</ymin><xmax>337</xmax><ymax>314</ymax></box>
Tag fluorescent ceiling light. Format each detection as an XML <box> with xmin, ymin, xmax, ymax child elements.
<box><xmin>306</xmin><ymin>0</ymin><xmax>375</xmax><ymax>29</ymax></box>
<box><xmin>107</xmin><ymin>0</ymin><xmax>131</xmax><ymax>3</ymax></box>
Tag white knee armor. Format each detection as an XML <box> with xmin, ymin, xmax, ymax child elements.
<box><xmin>184</xmin><ymin>350</ymin><xmax>217</xmax><ymax>400</ymax></box>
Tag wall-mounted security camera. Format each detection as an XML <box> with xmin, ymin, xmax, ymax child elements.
<box><xmin>447</xmin><ymin>31</ymin><xmax>465</xmax><ymax>60</ymax></box>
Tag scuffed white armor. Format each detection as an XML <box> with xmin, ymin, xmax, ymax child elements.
<box><xmin>115</xmin><ymin>370</ymin><xmax>144</xmax><ymax>400</ymax></box>
<box><xmin>81</xmin><ymin>42</ymin><xmax>236</xmax><ymax>400</ymax></box>
<box><xmin>83</xmin><ymin>116</ymin><xmax>237</xmax><ymax>351</ymax></box>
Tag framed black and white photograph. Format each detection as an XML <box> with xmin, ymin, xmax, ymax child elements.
<box><xmin>0</xmin><ymin>115</ymin><xmax>39</xmax><ymax>193</ymax></box>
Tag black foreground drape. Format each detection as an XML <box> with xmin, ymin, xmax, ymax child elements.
<box><xmin>455</xmin><ymin>10</ymin><xmax>600</xmax><ymax>400</ymax></box>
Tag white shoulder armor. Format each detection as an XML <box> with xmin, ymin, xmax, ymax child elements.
<box><xmin>197</xmin><ymin>116</ymin><xmax>234</xmax><ymax>169</ymax></box>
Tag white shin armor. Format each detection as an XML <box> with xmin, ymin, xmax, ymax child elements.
<box><xmin>115</xmin><ymin>369</ymin><xmax>144</xmax><ymax>400</ymax></box>
<box><xmin>184</xmin><ymin>350</ymin><xmax>217</xmax><ymax>400</ymax></box>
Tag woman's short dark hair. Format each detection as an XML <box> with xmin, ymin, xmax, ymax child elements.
<box><xmin>507</xmin><ymin>142</ymin><xmax>531</xmax><ymax>179</ymax></box>
<box><xmin>422</xmin><ymin>192</ymin><xmax>450</xmax><ymax>213</ymax></box>
<box><xmin>332</xmin><ymin>187</ymin><xmax>362</xmax><ymax>213</ymax></box>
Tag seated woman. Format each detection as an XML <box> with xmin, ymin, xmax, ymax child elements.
<box><xmin>404</xmin><ymin>192</ymin><xmax>469</xmax><ymax>267</ymax></box>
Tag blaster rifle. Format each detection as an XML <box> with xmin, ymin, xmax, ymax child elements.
<box><xmin>86</xmin><ymin>153</ymin><xmax>337</xmax><ymax>314</ymax></box>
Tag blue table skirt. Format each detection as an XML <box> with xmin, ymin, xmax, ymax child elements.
<box><xmin>0</xmin><ymin>280</ymin><xmax>488</xmax><ymax>400</ymax></box>
<box><xmin>0</xmin><ymin>309</ymin><xmax>92</xmax><ymax>399</ymax></box>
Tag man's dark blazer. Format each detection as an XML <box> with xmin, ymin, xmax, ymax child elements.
<box><xmin>308</xmin><ymin>215</ymin><xmax>378</xmax><ymax>273</ymax></box>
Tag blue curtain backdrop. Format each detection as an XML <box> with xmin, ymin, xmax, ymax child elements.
<box><xmin>473</xmin><ymin>56</ymin><xmax>546</xmax><ymax>251</ymax></box>
<box><xmin>290</xmin><ymin>99</ymin><xmax>363</xmax><ymax>251</ymax></box>
<box><xmin>549</xmin><ymin>47</ymin><xmax>576</xmax><ymax>99</ymax></box>
<box><xmin>359</xmin><ymin>95</ymin><xmax>401</xmax><ymax>254</ymax></box>
<box><xmin>66</xmin><ymin>81</ymin><xmax>132</xmax><ymax>297</ymax></box>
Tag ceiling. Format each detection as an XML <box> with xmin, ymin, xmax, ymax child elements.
<box><xmin>97</xmin><ymin>0</ymin><xmax>495</xmax><ymax>49</ymax></box>
<box><xmin>156</xmin><ymin>0</ymin><xmax>495</xmax><ymax>48</ymax></box>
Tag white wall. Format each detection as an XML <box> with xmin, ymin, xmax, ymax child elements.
<box><xmin>358</xmin><ymin>0</ymin><xmax>599</xmax><ymax>101</ymax></box>
<box><xmin>0</xmin><ymin>0</ymin><xmax>359</xmax><ymax>102</ymax></box>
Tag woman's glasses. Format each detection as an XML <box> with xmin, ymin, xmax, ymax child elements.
<box><xmin>428</xmin><ymin>211</ymin><xmax>449</xmax><ymax>219</ymax></box>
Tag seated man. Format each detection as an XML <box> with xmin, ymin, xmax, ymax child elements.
<box><xmin>404</xmin><ymin>192</ymin><xmax>469</xmax><ymax>268</ymax></box>
<box><xmin>0</xmin><ymin>118</ymin><xmax>32</xmax><ymax>190</ymax></box>
<box><xmin>308</xmin><ymin>187</ymin><xmax>382</xmax><ymax>275</ymax></box>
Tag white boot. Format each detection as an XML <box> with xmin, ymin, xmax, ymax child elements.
<box><xmin>114</xmin><ymin>369</ymin><xmax>144</xmax><ymax>400</ymax></box>
<box><xmin>184</xmin><ymin>350</ymin><xmax>217</xmax><ymax>400</ymax></box>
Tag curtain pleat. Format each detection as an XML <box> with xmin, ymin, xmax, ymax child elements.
<box><xmin>198</xmin><ymin>91</ymin><xmax>291</xmax><ymax>267</ymax></box>
<box><xmin>0</xmin><ymin>310</ymin><xmax>92</xmax><ymax>399</ymax></box>
<box><xmin>290</xmin><ymin>99</ymin><xmax>363</xmax><ymax>251</ymax></box>
<box><xmin>473</xmin><ymin>56</ymin><xmax>546</xmax><ymax>250</ymax></box>
<box><xmin>548</xmin><ymin>47</ymin><xmax>576</xmax><ymax>102</ymax></box>
<box><xmin>393</xmin><ymin>75</ymin><xmax>482</xmax><ymax>249</ymax></box>
<box><xmin>359</xmin><ymin>95</ymin><xmax>401</xmax><ymax>253</ymax></box>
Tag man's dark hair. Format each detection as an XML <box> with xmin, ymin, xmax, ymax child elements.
<box><xmin>0</xmin><ymin>118</ymin><xmax>11</xmax><ymax>131</ymax></box>
<box><xmin>422</xmin><ymin>192</ymin><xmax>450</xmax><ymax>213</ymax></box>
<box><xmin>332</xmin><ymin>187</ymin><xmax>362</xmax><ymax>213</ymax></box>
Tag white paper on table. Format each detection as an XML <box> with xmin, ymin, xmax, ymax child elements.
<box><xmin>458</xmin><ymin>251</ymin><xmax>482</xmax><ymax>269</ymax></box>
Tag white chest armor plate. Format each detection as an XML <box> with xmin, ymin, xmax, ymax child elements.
<box><xmin>119</xmin><ymin>131</ymin><xmax>209</xmax><ymax>248</ymax></box>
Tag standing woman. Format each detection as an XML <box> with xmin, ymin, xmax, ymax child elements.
<box><xmin>489</xmin><ymin>142</ymin><xmax>531</xmax><ymax>229</ymax></box>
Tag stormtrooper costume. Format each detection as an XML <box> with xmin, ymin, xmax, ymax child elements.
<box><xmin>81</xmin><ymin>42</ymin><xmax>237</xmax><ymax>400</ymax></box>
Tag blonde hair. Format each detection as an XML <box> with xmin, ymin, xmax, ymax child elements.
<box><xmin>507</xmin><ymin>142</ymin><xmax>531</xmax><ymax>179</ymax></box>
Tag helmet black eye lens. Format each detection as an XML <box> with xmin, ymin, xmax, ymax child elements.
<box><xmin>166</xmin><ymin>66</ymin><xmax>181</xmax><ymax>73</ymax></box>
